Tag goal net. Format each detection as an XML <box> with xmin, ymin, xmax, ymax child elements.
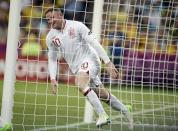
<box><xmin>1</xmin><ymin>0</ymin><xmax>178</xmax><ymax>131</ymax></box>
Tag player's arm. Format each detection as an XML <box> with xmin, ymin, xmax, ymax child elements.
<box><xmin>46</xmin><ymin>38</ymin><xmax>59</xmax><ymax>95</ymax></box>
<box><xmin>78</xmin><ymin>22</ymin><xmax>118</xmax><ymax>79</ymax></box>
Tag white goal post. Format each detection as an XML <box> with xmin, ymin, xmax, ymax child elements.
<box><xmin>83</xmin><ymin>0</ymin><xmax>104</xmax><ymax>123</ymax></box>
<box><xmin>0</xmin><ymin>0</ymin><xmax>22</xmax><ymax>127</ymax></box>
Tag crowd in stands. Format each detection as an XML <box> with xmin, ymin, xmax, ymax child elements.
<box><xmin>0</xmin><ymin>0</ymin><xmax>178</xmax><ymax>59</ymax></box>
<box><xmin>0</xmin><ymin>0</ymin><xmax>91</xmax><ymax>57</ymax></box>
<box><xmin>104</xmin><ymin>0</ymin><xmax>178</xmax><ymax>57</ymax></box>
<box><xmin>0</xmin><ymin>0</ymin><xmax>8</xmax><ymax>54</ymax></box>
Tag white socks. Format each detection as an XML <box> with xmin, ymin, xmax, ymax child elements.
<box><xmin>85</xmin><ymin>89</ymin><xmax>106</xmax><ymax>115</ymax></box>
<box><xmin>109</xmin><ymin>94</ymin><xmax>128</xmax><ymax>114</ymax></box>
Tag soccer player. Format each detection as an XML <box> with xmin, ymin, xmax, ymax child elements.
<box><xmin>45</xmin><ymin>8</ymin><xmax>133</xmax><ymax>128</ymax></box>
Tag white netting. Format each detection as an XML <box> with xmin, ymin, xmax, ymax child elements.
<box><xmin>1</xmin><ymin>0</ymin><xmax>177</xmax><ymax>131</ymax></box>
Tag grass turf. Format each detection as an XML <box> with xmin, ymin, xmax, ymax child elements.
<box><xmin>0</xmin><ymin>80</ymin><xmax>178</xmax><ymax>131</ymax></box>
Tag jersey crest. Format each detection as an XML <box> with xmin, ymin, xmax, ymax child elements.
<box><xmin>68</xmin><ymin>27</ymin><xmax>75</xmax><ymax>39</ymax></box>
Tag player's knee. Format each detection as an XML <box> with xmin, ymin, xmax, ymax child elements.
<box><xmin>75</xmin><ymin>72</ymin><xmax>90</xmax><ymax>91</ymax></box>
<box><xmin>93</xmin><ymin>88</ymin><xmax>110</xmax><ymax>102</ymax></box>
<box><xmin>82</xmin><ymin>86</ymin><xmax>92</xmax><ymax>96</ymax></box>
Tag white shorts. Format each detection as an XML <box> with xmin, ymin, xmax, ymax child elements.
<box><xmin>77</xmin><ymin>57</ymin><xmax>102</xmax><ymax>87</ymax></box>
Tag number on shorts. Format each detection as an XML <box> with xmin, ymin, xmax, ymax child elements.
<box><xmin>81</xmin><ymin>62</ymin><xmax>88</xmax><ymax>70</ymax></box>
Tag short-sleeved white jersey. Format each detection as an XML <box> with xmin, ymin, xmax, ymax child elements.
<box><xmin>46</xmin><ymin>20</ymin><xmax>110</xmax><ymax>80</ymax></box>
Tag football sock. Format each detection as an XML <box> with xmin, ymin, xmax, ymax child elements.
<box><xmin>108</xmin><ymin>94</ymin><xmax>128</xmax><ymax>114</ymax></box>
<box><xmin>84</xmin><ymin>88</ymin><xmax>106</xmax><ymax>115</ymax></box>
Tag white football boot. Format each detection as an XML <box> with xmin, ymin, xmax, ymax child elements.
<box><xmin>96</xmin><ymin>113</ymin><xmax>111</xmax><ymax>128</ymax></box>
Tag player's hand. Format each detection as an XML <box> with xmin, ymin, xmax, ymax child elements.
<box><xmin>51</xmin><ymin>79</ymin><xmax>58</xmax><ymax>95</ymax></box>
<box><xmin>105</xmin><ymin>61</ymin><xmax>119</xmax><ymax>79</ymax></box>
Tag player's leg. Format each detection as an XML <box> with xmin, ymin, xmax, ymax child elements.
<box><xmin>91</xmin><ymin>80</ymin><xmax>133</xmax><ymax>129</ymax></box>
<box><xmin>75</xmin><ymin>61</ymin><xmax>110</xmax><ymax>127</ymax></box>
<box><xmin>75</xmin><ymin>71</ymin><xmax>106</xmax><ymax>115</ymax></box>
<box><xmin>93</xmin><ymin>84</ymin><xmax>128</xmax><ymax>112</ymax></box>
<box><xmin>90</xmin><ymin>77</ymin><xmax>128</xmax><ymax>112</ymax></box>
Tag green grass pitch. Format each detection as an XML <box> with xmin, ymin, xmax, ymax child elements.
<box><xmin>0</xmin><ymin>80</ymin><xmax>178</xmax><ymax>131</ymax></box>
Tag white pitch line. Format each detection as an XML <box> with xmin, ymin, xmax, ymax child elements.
<box><xmin>32</xmin><ymin>104</ymin><xmax>178</xmax><ymax>131</ymax></box>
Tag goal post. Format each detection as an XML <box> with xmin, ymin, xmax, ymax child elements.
<box><xmin>83</xmin><ymin>0</ymin><xmax>104</xmax><ymax>123</ymax></box>
<box><xmin>0</xmin><ymin>0</ymin><xmax>22</xmax><ymax>127</ymax></box>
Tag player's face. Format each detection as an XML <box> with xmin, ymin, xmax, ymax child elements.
<box><xmin>46</xmin><ymin>11</ymin><xmax>64</xmax><ymax>30</ymax></box>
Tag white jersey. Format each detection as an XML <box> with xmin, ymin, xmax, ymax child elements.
<box><xmin>46</xmin><ymin>20</ymin><xmax>110</xmax><ymax>80</ymax></box>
